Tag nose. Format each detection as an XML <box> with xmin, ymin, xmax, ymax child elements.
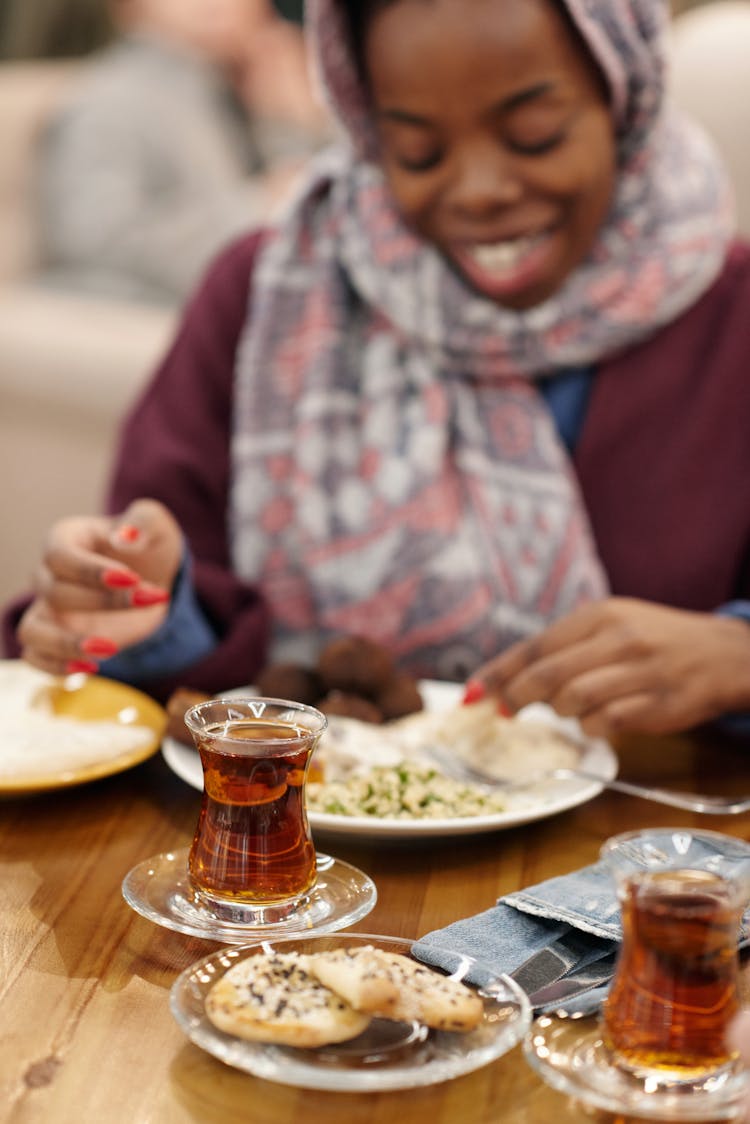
<box><xmin>448</xmin><ymin>142</ymin><xmax>524</xmax><ymax>218</ymax></box>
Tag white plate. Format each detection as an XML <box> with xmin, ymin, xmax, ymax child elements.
<box><xmin>162</xmin><ymin>681</ymin><xmax>617</xmax><ymax>839</ymax></box>
<box><xmin>170</xmin><ymin>933</ymin><xmax>531</xmax><ymax>1091</ymax></box>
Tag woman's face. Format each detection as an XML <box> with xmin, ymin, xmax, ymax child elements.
<box><xmin>363</xmin><ymin>0</ymin><xmax>617</xmax><ymax>310</ymax></box>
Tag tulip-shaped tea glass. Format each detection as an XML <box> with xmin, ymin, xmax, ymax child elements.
<box><xmin>602</xmin><ymin>829</ymin><xmax>750</xmax><ymax>1089</ymax></box>
<box><xmin>184</xmin><ymin>697</ymin><xmax>326</xmax><ymax>924</ymax></box>
<box><xmin>524</xmin><ymin>827</ymin><xmax>750</xmax><ymax>1119</ymax></box>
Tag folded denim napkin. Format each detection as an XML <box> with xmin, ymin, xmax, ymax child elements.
<box><xmin>412</xmin><ymin>853</ymin><xmax>750</xmax><ymax>1014</ymax></box>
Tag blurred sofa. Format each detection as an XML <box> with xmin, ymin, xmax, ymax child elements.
<box><xmin>0</xmin><ymin>60</ymin><xmax>177</xmax><ymax>605</ymax></box>
<box><xmin>668</xmin><ymin>1</ymin><xmax>750</xmax><ymax>238</ymax></box>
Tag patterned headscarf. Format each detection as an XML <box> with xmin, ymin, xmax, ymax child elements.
<box><xmin>230</xmin><ymin>0</ymin><xmax>734</xmax><ymax>680</ymax></box>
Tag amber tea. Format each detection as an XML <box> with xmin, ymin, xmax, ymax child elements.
<box><xmin>600</xmin><ymin>828</ymin><xmax>750</xmax><ymax>1087</ymax></box>
<box><xmin>603</xmin><ymin>868</ymin><xmax>742</xmax><ymax>1074</ymax></box>
<box><xmin>184</xmin><ymin>699</ymin><xmax>326</xmax><ymax>915</ymax></box>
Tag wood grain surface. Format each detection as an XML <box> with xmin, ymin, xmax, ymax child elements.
<box><xmin>2</xmin><ymin>726</ymin><xmax>749</xmax><ymax>1123</ymax></box>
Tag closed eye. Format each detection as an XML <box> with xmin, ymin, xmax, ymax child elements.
<box><xmin>377</xmin><ymin>108</ymin><xmax>443</xmax><ymax>173</ymax></box>
<box><xmin>509</xmin><ymin>131</ymin><xmax>567</xmax><ymax>156</ymax></box>
<box><xmin>394</xmin><ymin>150</ymin><xmax>443</xmax><ymax>173</ymax></box>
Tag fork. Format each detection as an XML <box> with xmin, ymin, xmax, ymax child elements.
<box><xmin>423</xmin><ymin>745</ymin><xmax>750</xmax><ymax>815</ymax></box>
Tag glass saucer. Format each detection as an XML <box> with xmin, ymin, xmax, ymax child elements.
<box><xmin>121</xmin><ymin>848</ymin><xmax>376</xmax><ymax>942</ymax></box>
<box><xmin>524</xmin><ymin>1010</ymin><xmax>749</xmax><ymax>1120</ymax></box>
<box><xmin>170</xmin><ymin>934</ymin><xmax>531</xmax><ymax>1091</ymax></box>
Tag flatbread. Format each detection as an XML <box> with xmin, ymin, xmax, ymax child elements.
<box><xmin>205</xmin><ymin>951</ymin><xmax>372</xmax><ymax>1047</ymax></box>
<box><xmin>410</xmin><ymin>699</ymin><xmax>581</xmax><ymax>781</ymax></box>
<box><xmin>0</xmin><ymin>662</ymin><xmax>153</xmax><ymax>778</ymax></box>
<box><xmin>318</xmin><ymin>699</ymin><xmax>580</xmax><ymax>784</ymax></box>
<box><xmin>309</xmin><ymin>946</ymin><xmax>484</xmax><ymax>1032</ymax></box>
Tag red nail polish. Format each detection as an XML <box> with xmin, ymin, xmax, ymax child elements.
<box><xmin>462</xmin><ymin>680</ymin><xmax>486</xmax><ymax>705</ymax></box>
<box><xmin>116</xmin><ymin>524</ymin><xmax>141</xmax><ymax>543</ymax></box>
<box><xmin>497</xmin><ymin>700</ymin><xmax>512</xmax><ymax>718</ymax></box>
<box><xmin>66</xmin><ymin>659</ymin><xmax>98</xmax><ymax>675</ymax></box>
<box><xmin>81</xmin><ymin>636</ymin><xmax>119</xmax><ymax>657</ymax></box>
<box><xmin>103</xmin><ymin>567</ymin><xmax>139</xmax><ymax>589</ymax></box>
<box><xmin>131</xmin><ymin>587</ymin><xmax>170</xmax><ymax>607</ymax></box>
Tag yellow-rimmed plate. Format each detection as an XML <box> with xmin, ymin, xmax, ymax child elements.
<box><xmin>0</xmin><ymin>659</ymin><xmax>166</xmax><ymax>795</ymax></box>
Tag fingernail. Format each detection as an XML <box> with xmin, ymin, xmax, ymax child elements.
<box><xmin>103</xmin><ymin>567</ymin><xmax>140</xmax><ymax>589</ymax></box>
<box><xmin>462</xmin><ymin>680</ymin><xmax>486</xmax><ymax>705</ymax></box>
<box><xmin>115</xmin><ymin>524</ymin><xmax>141</xmax><ymax>544</ymax></box>
<box><xmin>497</xmin><ymin>699</ymin><xmax>512</xmax><ymax>718</ymax></box>
<box><xmin>66</xmin><ymin>659</ymin><xmax>98</xmax><ymax>675</ymax></box>
<box><xmin>81</xmin><ymin>636</ymin><xmax>119</xmax><ymax>657</ymax></box>
<box><xmin>131</xmin><ymin>587</ymin><xmax>170</xmax><ymax>607</ymax></box>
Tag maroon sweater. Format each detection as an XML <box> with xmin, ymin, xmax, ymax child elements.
<box><xmin>5</xmin><ymin>234</ymin><xmax>750</xmax><ymax>700</ymax></box>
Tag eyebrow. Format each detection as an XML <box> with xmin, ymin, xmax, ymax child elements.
<box><xmin>376</xmin><ymin>81</ymin><xmax>558</xmax><ymax>128</ymax></box>
<box><xmin>502</xmin><ymin>81</ymin><xmax>557</xmax><ymax>112</ymax></box>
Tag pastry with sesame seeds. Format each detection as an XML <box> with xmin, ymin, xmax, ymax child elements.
<box><xmin>308</xmin><ymin>946</ymin><xmax>483</xmax><ymax>1031</ymax></box>
<box><xmin>205</xmin><ymin>951</ymin><xmax>372</xmax><ymax>1047</ymax></box>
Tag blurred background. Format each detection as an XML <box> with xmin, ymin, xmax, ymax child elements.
<box><xmin>0</xmin><ymin>0</ymin><xmax>322</xmax><ymax>606</ymax></box>
<box><xmin>0</xmin><ymin>0</ymin><xmax>304</xmax><ymax>59</ymax></box>
<box><xmin>0</xmin><ymin>0</ymin><xmax>714</xmax><ymax>60</ymax></box>
<box><xmin>0</xmin><ymin>0</ymin><xmax>747</xmax><ymax>609</ymax></box>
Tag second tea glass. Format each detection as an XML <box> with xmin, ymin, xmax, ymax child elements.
<box><xmin>524</xmin><ymin>827</ymin><xmax>750</xmax><ymax>1119</ymax></box>
<box><xmin>601</xmin><ymin>827</ymin><xmax>750</xmax><ymax>1084</ymax></box>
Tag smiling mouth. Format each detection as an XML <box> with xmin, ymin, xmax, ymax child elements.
<box><xmin>463</xmin><ymin>232</ymin><xmax>550</xmax><ymax>276</ymax></box>
<box><xmin>446</xmin><ymin>228</ymin><xmax>558</xmax><ymax>305</ymax></box>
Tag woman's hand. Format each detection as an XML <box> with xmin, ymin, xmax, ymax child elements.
<box><xmin>470</xmin><ymin>597</ymin><xmax>750</xmax><ymax>738</ymax></box>
<box><xmin>17</xmin><ymin>498</ymin><xmax>184</xmax><ymax>677</ymax></box>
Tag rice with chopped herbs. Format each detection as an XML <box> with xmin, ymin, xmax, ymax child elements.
<box><xmin>306</xmin><ymin>762</ymin><xmax>510</xmax><ymax>819</ymax></box>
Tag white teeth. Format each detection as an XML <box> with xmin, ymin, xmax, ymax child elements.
<box><xmin>469</xmin><ymin>235</ymin><xmax>539</xmax><ymax>274</ymax></box>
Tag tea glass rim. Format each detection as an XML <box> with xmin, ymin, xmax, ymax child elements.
<box><xmin>601</xmin><ymin>826</ymin><xmax>750</xmax><ymax>858</ymax></box>
<box><xmin>600</xmin><ymin>826</ymin><xmax>750</xmax><ymax>894</ymax></box>
<box><xmin>183</xmin><ymin>695</ymin><xmax>328</xmax><ymax>749</ymax></box>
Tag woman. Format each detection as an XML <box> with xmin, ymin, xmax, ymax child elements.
<box><xmin>7</xmin><ymin>0</ymin><xmax>750</xmax><ymax>737</ymax></box>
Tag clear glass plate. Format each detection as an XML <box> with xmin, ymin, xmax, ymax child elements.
<box><xmin>170</xmin><ymin>933</ymin><xmax>531</xmax><ymax>1091</ymax></box>
<box><xmin>121</xmin><ymin>848</ymin><xmax>376</xmax><ymax>942</ymax></box>
<box><xmin>524</xmin><ymin>1010</ymin><xmax>749</xmax><ymax>1120</ymax></box>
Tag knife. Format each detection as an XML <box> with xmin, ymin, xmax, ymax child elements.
<box><xmin>525</xmin><ymin>952</ymin><xmax>617</xmax><ymax>1011</ymax></box>
<box><xmin>509</xmin><ymin>928</ymin><xmax>610</xmax><ymax>997</ymax></box>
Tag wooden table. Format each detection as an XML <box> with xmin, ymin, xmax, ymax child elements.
<box><xmin>3</xmin><ymin>726</ymin><xmax>750</xmax><ymax>1123</ymax></box>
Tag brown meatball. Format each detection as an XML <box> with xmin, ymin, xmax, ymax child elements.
<box><xmin>255</xmin><ymin>663</ymin><xmax>324</xmax><ymax>706</ymax></box>
<box><xmin>317</xmin><ymin>635</ymin><xmax>395</xmax><ymax>697</ymax></box>
<box><xmin>165</xmin><ymin>687</ymin><xmax>211</xmax><ymax>745</ymax></box>
<box><xmin>377</xmin><ymin>673</ymin><xmax>423</xmax><ymax>721</ymax></box>
<box><xmin>318</xmin><ymin>691</ymin><xmax>384</xmax><ymax>724</ymax></box>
